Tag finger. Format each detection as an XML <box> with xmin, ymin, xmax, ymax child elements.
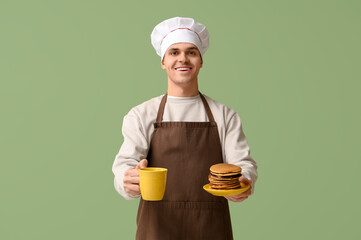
<box><xmin>225</xmin><ymin>195</ymin><xmax>248</xmax><ymax>202</ymax></box>
<box><xmin>123</xmin><ymin>176</ymin><xmax>140</xmax><ymax>184</ymax></box>
<box><xmin>225</xmin><ymin>195</ymin><xmax>241</xmax><ymax>201</ymax></box>
<box><xmin>125</xmin><ymin>168</ymin><xmax>140</xmax><ymax>177</ymax></box>
<box><xmin>239</xmin><ymin>176</ymin><xmax>252</xmax><ymax>185</ymax></box>
<box><xmin>124</xmin><ymin>184</ymin><xmax>140</xmax><ymax>195</ymax></box>
<box><xmin>235</xmin><ymin>196</ymin><xmax>248</xmax><ymax>202</ymax></box>
<box><xmin>136</xmin><ymin>159</ymin><xmax>148</xmax><ymax>170</ymax></box>
<box><xmin>225</xmin><ymin>188</ymin><xmax>252</xmax><ymax>201</ymax></box>
<box><xmin>239</xmin><ymin>187</ymin><xmax>252</xmax><ymax>196</ymax></box>
<box><xmin>224</xmin><ymin>196</ymin><xmax>233</xmax><ymax>201</ymax></box>
<box><xmin>140</xmin><ymin>159</ymin><xmax>148</xmax><ymax>168</ymax></box>
<box><xmin>233</xmin><ymin>188</ymin><xmax>252</xmax><ymax>198</ymax></box>
<box><xmin>243</xmin><ymin>188</ymin><xmax>252</xmax><ymax>196</ymax></box>
<box><xmin>124</xmin><ymin>167</ymin><xmax>135</xmax><ymax>175</ymax></box>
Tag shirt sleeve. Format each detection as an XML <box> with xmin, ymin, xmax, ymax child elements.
<box><xmin>112</xmin><ymin>111</ymin><xmax>150</xmax><ymax>200</ymax></box>
<box><xmin>224</xmin><ymin>113</ymin><xmax>258</xmax><ymax>193</ymax></box>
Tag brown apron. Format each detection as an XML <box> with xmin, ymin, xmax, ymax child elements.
<box><xmin>136</xmin><ymin>92</ymin><xmax>233</xmax><ymax>240</ymax></box>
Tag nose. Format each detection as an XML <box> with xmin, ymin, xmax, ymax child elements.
<box><xmin>178</xmin><ymin>52</ymin><xmax>189</xmax><ymax>63</ymax></box>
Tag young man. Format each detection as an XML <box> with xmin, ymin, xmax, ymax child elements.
<box><xmin>112</xmin><ymin>17</ymin><xmax>258</xmax><ymax>240</ymax></box>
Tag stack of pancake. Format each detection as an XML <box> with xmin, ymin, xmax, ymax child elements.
<box><xmin>208</xmin><ymin>163</ymin><xmax>242</xmax><ymax>190</ymax></box>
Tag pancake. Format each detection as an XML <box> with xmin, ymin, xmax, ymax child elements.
<box><xmin>208</xmin><ymin>163</ymin><xmax>242</xmax><ymax>190</ymax></box>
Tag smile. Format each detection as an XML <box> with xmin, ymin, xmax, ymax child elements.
<box><xmin>175</xmin><ymin>67</ymin><xmax>192</xmax><ymax>71</ymax></box>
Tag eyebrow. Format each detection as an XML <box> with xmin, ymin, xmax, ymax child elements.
<box><xmin>168</xmin><ymin>47</ymin><xmax>198</xmax><ymax>51</ymax></box>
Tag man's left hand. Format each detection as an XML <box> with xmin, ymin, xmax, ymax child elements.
<box><xmin>224</xmin><ymin>176</ymin><xmax>252</xmax><ymax>202</ymax></box>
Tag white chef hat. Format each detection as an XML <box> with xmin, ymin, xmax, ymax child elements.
<box><xmin>151</xmin><ymin>17</ymin><xmax>209</xmax><ymax>60</ymax></box>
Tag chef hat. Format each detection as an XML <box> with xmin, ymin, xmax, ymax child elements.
<box><xmin>151</xmin><ymin>17</ymin><xmax>209</xmax><ymax>60</ymax></box>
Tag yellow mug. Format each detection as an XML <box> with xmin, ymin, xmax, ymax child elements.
<box><xmin>139</xmin><ymin>167</ymin><xmax>168</xmax><ymax>201</ymax></box>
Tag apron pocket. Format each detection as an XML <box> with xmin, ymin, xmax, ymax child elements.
<box><xmin>136</xmin><ymin>201</ymin><xmax>233</xmax><ymax>240</ymax></box>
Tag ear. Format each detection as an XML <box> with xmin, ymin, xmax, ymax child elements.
<box><xmin>200</xmin><ymin>55</ymin><xmax>203</xmax><ymax>68</ymax></box>
<box><xmin>161</xmin><ymin>57</ymin><xmax>166</xmax><ymax>69</ymax></box>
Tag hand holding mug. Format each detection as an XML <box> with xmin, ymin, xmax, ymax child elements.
<box><xmin>123</xmin><ymin>159</ymin><xmax>148</xmax><ymax>196</ymax></box>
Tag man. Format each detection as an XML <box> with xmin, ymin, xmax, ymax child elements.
<box><xmin>112</xmin><ymin>17</ymin><xmax>258</xmax><ymax>240</ymax></box>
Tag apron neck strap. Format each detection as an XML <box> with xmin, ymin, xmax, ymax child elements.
<box><xmin>156</xmin><ymin>92</ymin><xmax>216</xmax><ymax>123</ymax></box>
<box><xmin>156</xmin><ymin>93</ymin><xmax>168</xmax><ymax>122</ymax></box>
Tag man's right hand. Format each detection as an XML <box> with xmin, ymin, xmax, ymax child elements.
<box><xmin>123</xmin><ymin>159</ymin><xmax>148</xmax><ymax>196</ymax></box>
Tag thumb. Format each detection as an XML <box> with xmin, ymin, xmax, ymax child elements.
<box><xmin>136</xmin><ymin>159</ymin><xmax>148</xmax><ymax>169</ymax></box>
<box><xmin>239</xmin><ymin>176</ymin><xmax>252</xmax><ymax>186</ymax></box>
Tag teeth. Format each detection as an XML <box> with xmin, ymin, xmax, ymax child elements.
<box><xmin>176</xmin><ymin>68</ymin><xmax>190</xmax><ymax>71</ymax></box>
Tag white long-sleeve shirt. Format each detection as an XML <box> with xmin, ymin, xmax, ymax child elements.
<box><xmin>112</xmin><ymin>94</ymin><xmax>258</xmax><ymax>200</ymax></box>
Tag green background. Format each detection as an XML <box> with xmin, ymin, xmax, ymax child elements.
<box><xmin>1</xmin><ymin>0</ymin><xmax>360</xmax><ymax>239</ymax></box>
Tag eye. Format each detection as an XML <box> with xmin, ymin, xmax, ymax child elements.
<box><xmin>189</xmin><ymin>51</ymin><xmax>195</xmax><ymax>55</ymax></box>
<box><xmin>170</xmin><ymin>51</ymin><xmax>177</xmax><ymax>55</ymax></box>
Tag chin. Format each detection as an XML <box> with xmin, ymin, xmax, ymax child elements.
<box><xmin>174</xmin><ymin>79</ymin><xmax>194</xmax><ymax>85</ymax></box>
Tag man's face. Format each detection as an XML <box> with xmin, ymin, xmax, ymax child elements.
<box><xmin>161</xmin><ymin>42</ymin><xmax>203</xmax><ymax>86</ymax></box>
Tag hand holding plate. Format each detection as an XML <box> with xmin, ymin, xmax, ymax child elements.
<box><xmin>224</xmin><ymin>176</ymin><xmax>252</xmax><ymax>202</ymax></box>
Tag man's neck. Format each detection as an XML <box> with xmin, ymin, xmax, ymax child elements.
<box><xmin>167</xmin><ymin>80</ymin><xmax>199</xmax><ymax>97</ymax></box>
